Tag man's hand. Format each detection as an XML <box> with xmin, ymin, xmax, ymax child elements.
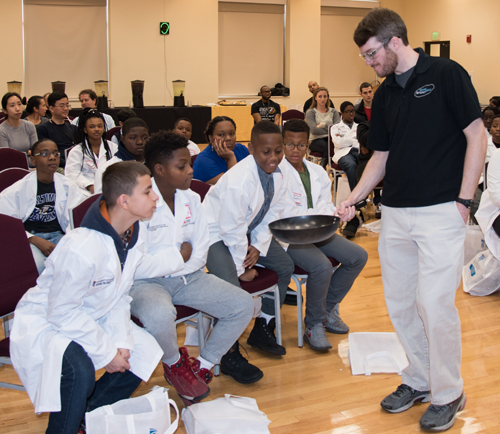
<box><xmin>29</xmin><ymin>236</ymin><xmax>56</xmax><ymax>257</ymax></box>
<box><xmin>337</xmin><ymin>200</ymin><xmax>356</xmax><ymax>222</ymax></box>
<box><xmin>118</xmin><ymin>348</ymin><xmax>131</xmax><ymax>361</ymax></box>
<box><xmin>105</xmin><ymin>350</ymin><xmax>130</xmax><ymax>373</ymax></box>
<box><xmin>456</xmin><ymin>202</ymin><xmax>470</xmax><ymax>224</ymax></box>
<box><xmin>180</xmin><ymin>242</ymin><xmax>192</xmax><ymax>263</ymax></box>
<box><xmin>212</xmin><ymin>138</ymin><xmax>236</xmax><ymax>162</ymax></box>
<box><xmin>87</xmin><ymin>185</ymin><xmax>95</xmax><ymax>194</ymax></box>
<box><xmin>243</xmin><ymin>245</ymin><xmax>260</xmax><ymax>269</ymax></box>
<box><xmin>240</xmin><ymin>268</ymin><xmax>258</xmax><ymax>282</ymax></box>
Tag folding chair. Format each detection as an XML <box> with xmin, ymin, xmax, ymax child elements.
<box><xmin>0</xmin><ymin>148</ymin><xmax>29</xmax><ymax>171</ymax></box>
<box><xmin>106</xmin><ymin>126</ymin><xmax>121</xmax><ymax>141</ymax></box>
<box><xmin>190</xmin><ymin>179</ymin><xmax>211</xmax><ymax>202</ymax></box>
<box><xmin>0</xmin><ymin>168</ymin><xmax>30</xmax><ymax>193</ymax></box>
<box><xmin>0</xmin><ymin>214</ymin><xmax>39</xmax><ymax>391</ymax></box>
<box><xmin>69</xmin><ymin>193</ymin><xmax>101</xmax><ymax>230</ymax></box>
<box><xmin>281</xmin><ymin>109</ymin><xmax>305</xmax><ymax>127</ymax></box>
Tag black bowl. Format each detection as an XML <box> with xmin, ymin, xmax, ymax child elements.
<box><xmin>269</xmin><ymin>214</ymin><xmax>340</xmax><ymax>245</ymax></box>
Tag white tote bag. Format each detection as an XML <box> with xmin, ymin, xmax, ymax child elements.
<box><xmin>348</xmin><ymin>332</ymin><xmax>409</xmax><ymax>376</ymax></box>
<box><xmin>86</xmin><ymin>387</ymin><xmax>179</xmax><ymax>434</ymax></box>
<box><xmin>182</xmin><ymin>394</ymin><xmax>271</xmax><ymax>434</ymax></box>
<box><xmin>462</xmin><ymin>249</ymin><xmax>500</xmax><ymax>296</ymax></box>
<box><xmin>464</xmin><ymin>224</ymin><xmax>487</xmax><ymax>265</ymax></box>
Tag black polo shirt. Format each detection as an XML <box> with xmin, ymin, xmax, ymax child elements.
<box><xmin>368</xmin><ymin>48</ymin><xmax>481</xmax><ymax>207</ymax></box>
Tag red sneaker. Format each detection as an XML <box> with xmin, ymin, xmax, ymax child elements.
<box><xmin>163</xmin><ymin>347</ymin><xmax>210</xmax><ymax>402</ymax></box>
<box><xmin>189</xmin><ymin>358</ymin><xmax>213</xmax><ymax>384</ymax></box>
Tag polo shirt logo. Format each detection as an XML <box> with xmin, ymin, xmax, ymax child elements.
<box><xmin>414</xmin><ymin>84</ymin><xmax>435</xmax><ymax>98</ymax></box>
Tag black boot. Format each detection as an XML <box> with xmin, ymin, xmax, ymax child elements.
<box><xmin>342</xmin><ymin>215</ymin><xmax>360</xmax><ymax>238</ymax></box>
<box><xmin>247</xmin><ymin>317</ymin><xmax>286</xmax><ymax>355</ymax></box>
<box><xmin>220</xmin><ymin>342</ymin><xmax>263</xmax><ymax>384</ymax></box>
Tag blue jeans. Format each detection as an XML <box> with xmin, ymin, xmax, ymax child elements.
<box><xmin>46</xmin><ymin>341</ymin><xmax>142</xmax><ymax>434</ymax></box>
<box><xmin>29</xmin><ymin>231</ymin><xmax>64</xmax><ymax>275</ymax></box>
<box><xmin>338</xmin><ymin>148</ymin><xmax>359</xmax><ymax>191</ymax></box>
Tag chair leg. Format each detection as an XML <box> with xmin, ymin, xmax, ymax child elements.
<box><xmin>273</xmin><ymin>285</ymin><xmax>282</xmax><ymax>345</ymax></box>
<box><xmin>197</xmin><ymin>312</ymin><xmax>205</xmax><ymax>351</ymax></box>
<box><xmin>291</xmin><ymin>275</ymin><xmax>304</xmax><ymax>348</ymax></box>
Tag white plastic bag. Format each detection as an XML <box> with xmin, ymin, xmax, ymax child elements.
<box><xmin>348</xmin><ymin>332</ymin><xmax>409</xmax><ymax>376</ymax></box>
<box><xmin>464</xmin><ymin>224</ymin><xmax>487</xmax><ymax>265</ymax></box>
<box><xmin>335</xmin><ymin>175</ymin><xmax>351</xmax><ymax>208</ymax></box>
<box><xmin>182</xmin><ymin>394</ymin><xmax>271</xmax><ymax>434</ymax></box>
<box><xmin>462</xmin><ymin>249</ymin><xmax>500</xmax><ymax>296</ymax></box>
<box><xmin>86</xmin><ymin>387</ymin><xmax>179</xmax><ymax>434</ymax></box>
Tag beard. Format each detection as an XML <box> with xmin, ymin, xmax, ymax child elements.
<box><xmin>374</xmin><ymin>47</ymin><xmax>398</xmax><ymax>78</ymax></box>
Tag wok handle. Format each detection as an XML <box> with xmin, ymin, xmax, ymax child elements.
<box><xmin>354</xmin><ymin>200</ymin><xmax>367</xmax><ymax>210</ymax></box>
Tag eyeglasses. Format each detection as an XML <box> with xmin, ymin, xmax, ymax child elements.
<box><xmin>33</xmin><ymin>151</ymin><xmax>61</xmax><ymax>157</ymax></box>
<box><xmin>359</xmin><ymin>39</ymin><xmax>391</xmax><ymax>61</ymax></box>
<box><xmin>54</xmin><ymin>103</ymin><xmax>71</xmax><ymax>109</ymax></box>
<box><xmin>343</xmin><ymin>109</ymin><xmax>355</xmax><ymax>114</ymax></box>
<box><xmin>285</xmin><ymin>143</ymin><xmax>308</xmax><ymax>151</ymax></box>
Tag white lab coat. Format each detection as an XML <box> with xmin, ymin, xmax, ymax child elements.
<box><xmin>72</xmin><ymin>113</ymin><xmax>116</xmax><ymax>131</ymax></box>
<box><xmin>476</xmin><ymin>148</ymin><xmax>500</xmax><ymax>260</ymax></box>
<box><xmin>135</xmin><ymin>180</ymin><xmax>209</xmax><ymax>279</ymax></box>
<box><xmin>10</xmin><ymin>227</ymin><xmax>163</xmax><ymax>413</ymax></box>
<box><xmin>203</xmin><ymin>155</ymin><xmax>288</xmax><ymax>276</ymax></box>
<box><xmin>0</xmin><ymin>172</ymin><xmax>85</xmax><ymax>238</ymax></box>
<box><xmin>65</xmin><ymin>140</ymin><xmax>118</xmax><ymax>191</ymax></box>
<box><xmin>330</xmin><ymin>121</ymin><xmax>359</xmax><ymax>164</ymax></box>
<box><xmin>93</xmin><ymin>155</ymin><xmax>123</xmax><ymax>194</ymax></box>
<box><xmin>187</xmin><ymin>140</ymin><xmax>201</xmax><ymax>156</ymax></box>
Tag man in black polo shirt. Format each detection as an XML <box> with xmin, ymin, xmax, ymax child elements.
<box><xmin>251</xmin><ymin>86</ymin><xmax>281</xmax><ymax>126</ymax></box>
<box><xmin>36</xmin><ymin>92</ymin><xmax>77</xmax><ymax>169</ymax></box>
<box><xmin>339</xmin><ymin>8</ymin><xmax>486</xmax><ymax>432</ymax></box>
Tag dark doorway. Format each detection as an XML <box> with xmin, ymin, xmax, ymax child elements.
<box><xmin>424</xmin><ymin>41</ymin><xmax>450</xmax><ymax>58</ymax></box>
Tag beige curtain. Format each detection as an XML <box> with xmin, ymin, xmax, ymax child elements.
<box><xmin>24</xmin><ymin>0</ymin><xmax>107</xmax><ymax>99</ymax></box>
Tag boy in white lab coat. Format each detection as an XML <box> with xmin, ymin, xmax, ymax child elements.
<box><xmin>204</xmin><ymin>121</ymin><xmax>295</xmax><ymax>356</ymax></box>
<box><xmin>0</xmin><ymin>138</ymin><xmax>85</xmax><ymax>275</ymax></box>
<box><xmin>280</xmin><ymin>119</ymin><xmax>367</xmax><ymax>351</ymax></box>
<box><xmin>129</xmin><ymin>131</ymin><xmax>260</xmax><ymax>406</ymax></box>
<box><xmin>10</xmin><ymin>161</ymin><xmax>163</xmax><ymax>434</ymax></box>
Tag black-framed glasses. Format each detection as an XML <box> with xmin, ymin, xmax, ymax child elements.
<box><xmin>285</xmin><ymin>143</ymin><xmax>308</xmax><ymax>151</ymax></box>
<box><xmin>33</xmin><ymin>151</ymin><xmax>61</xmax><ymax>157</ymax></box>
<box><xmin>343</xmin><ymin>109</ymin><xmax>355</xmax><ymax>114</ymax></box>
<box><xmin>359</xmin><ymin>39</ymin><xmax>391</xmax><ymax>61</ymax></box>
<box><xmin>54</xmin><ymin>103</ymin><xmax>71</xmax><ymax>109</ymax></box>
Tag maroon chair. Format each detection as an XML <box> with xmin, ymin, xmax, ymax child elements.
<box><xmin>69</xmin><ymin>194</ymin><xmax>101</xmax><ymax>229</ymax></box>
<box><xmin>190</xmin><ymin>179</ymin><xmax>211</xmax><ymax>202</ymax></box>
<box><xmin>239</xmin><ymin>267</ymin><xmax>282</xmax><ymax>345</ymax></box>
<box><xmin>290</xmin><ymin>257</ymin><xmax>340</xmax><ymax>347</ymax></box>
<box><xmin>0</xmin><ymin>168</ymin><xmax>30</xmax><ymax>193</ymax></box>
<box><xmin>281</xmin><ymin>109</ymin><xmax>305</xmax><ymax>126</ymax></box>
<box><xmin>106</xmin><ymin>126</ymin><xmax>121</xmax><ymax>141</ymax></box>
<box><xmin>0</xmin><ymin>148</ymin><xmax>29</xmax><ymax>171</ymax></box>
<box><xmin>191</xmin><ymin>154</ymin><xmax>198</xmax><ymax>166</ymax></box>
<box><xmin>0</xmin><ymin>214</ymin><xmax>39</xmax><ymax>391</ymax></box>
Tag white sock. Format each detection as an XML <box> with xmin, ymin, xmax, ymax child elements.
<box><xmin>259</xmin><ymin>312</ymin><xmax>274</xmax><ymax>324</ymax></box>
<box><xmin>197</xmin><ymin>355</ymin><xmax>214</xmax><ymax>371</ymax></box>
<box><xmin>164</xmin><ymin>354</ymin><xmax>180</xmax><ymax>367</ymax></box>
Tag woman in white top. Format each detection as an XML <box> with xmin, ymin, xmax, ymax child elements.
<box><xmin>305</xmin><ymin>87</ymin><xmax>340</xmax><ymax>168</ymax></box>
<box><xmin>0</xmin><ymin>92</ymin><xmax>37</xmax><ymax>153</ymax></box>
<box><xmin>65</xmin><ymin>108</ymin><xmax>117</xmax><ymax>194</ymax></box>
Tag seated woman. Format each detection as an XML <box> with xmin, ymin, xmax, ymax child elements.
<box><xmin>193</xmin><ymin>116</ymin><xmax>249</xmax><ymax>184</ymax></box>
<box><xmin>279</xmin><ymin>119</ymin><xmax>367</xmax><ymax>350</ymax></box>
<box><xmin>476</xmin><ymin>147</ymin><xmax>500</xmax><ymax>261</ymax></box>
<box><xmin>305</xmin><ymin>87</ymin><xmax>341</xmax><ymax>168</ymax></box>
<box><xmin>0</xmin><ymin>92</ymin><xmax>38</xmax><ymax>153</ymax></box>
<box><xmin>25</xmin><ymin>95</ymin><xmax>49</xmax><ymax>126</ymax></box>
<box><xmin>65</xmin><ymin>108</ymin><xmax>118</xmax><ymax>195</ymax></box>
<box><xmin>173</xmin><ymin>117</ymin><xmax>200</xmax><ymax>156</ymax></box>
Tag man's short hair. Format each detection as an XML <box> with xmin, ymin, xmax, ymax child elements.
<box><xmin>102</xmin><ymin>161</ymin><xmax>151</xmax><ymax>209</ymax></box>
<box><xmin>117</xmin><ymin>108</ymin><xmax>137</xmax><ymax>123</ymax></box>
<box><xmin>144</xmin><ymin>130</ymin><xmax>188</xmax><ymax>173</ymax></box>
<box><xmin>340</xmin><ymin>101</ymin><xmax>355</xmax><ymax>113</ymax></box>
<box><xmin>47</xmin><ymin>91</ymin><xmax>68</xmax><ymax>107</ymax></box>
<box><xmin>251</xmin><ymin>120</ymin><xmax>281</xmax><ymax>143</ymax></box>
<box><xmin>31</xmin><ymin>138</ymin><xmax>55</xmax><ymax>155</ymax></box>
<box><xmin>490</xmin><ymin>97</ymin><xmax>500</xmax><ymax>108</ymax></box>
<box><xmin>79</xmin><ymin>89</ymin><xmax>98</xmax><ymax>101</ymax></box>
<box><xmin>121</xmin><ymin>117</ymin><xmax>149</xmax><ymax>136</ymax></box>
<box><xmin>353</xmin><ymin>8</ymin><xmax>409</xmax><ymax>48</ymax></box>
<box><xmin>359</xmin><ymin>82</ymin><xmax>372</xmax><ymax>92</ymax></box>
<box><xmin>260</xmin><ymin>85</ymin><xmax>270</xmax><ymax>95</ymax></box>
<box><xmin>282</xmin><ymin>119</ymin><xmax>310</xmax><ymax>137</ymax></box>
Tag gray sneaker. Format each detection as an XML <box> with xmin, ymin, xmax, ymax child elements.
<box><xmin>303</xmin><ymin>323</ymin><xmax>332</xmax><ymax>351</ymax></box>
<box><xmin>325</xmin><ymin>304</ymin><xmax>349</xmax><ymax>334</ymax></box>
<box><xmin>419</xmin><ymin>393</ymin><xmax>466</xmax><ymax>431</ymax></box>
<box><xmin>381</xmin><ymin>384</ymin><xmax>431</xmax><ymax>413</ymax></box>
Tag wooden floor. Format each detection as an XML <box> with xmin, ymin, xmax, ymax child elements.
<box><xmin>2</xmin><ymin>214</ymin><xmax>500</xmax><ymax>433</ymax></box>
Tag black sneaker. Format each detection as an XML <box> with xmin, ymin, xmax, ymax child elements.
<box><xmin>284</xmin><ymin>287</ymin><xmax>301</xmax><ymax>306</ymax></box>
<box><xmin>419</xmin><ymin>393</ymin><xmax>466</xmax><ymax>431</ymax></box>
<box><xmin>381</xmin><ymin>384</ymin><xmax>431</xmax><ymax>413</ymax></box>
<box><xmin>342</xmin><ymin>217</ymin><xmax>360</xmax><ymax>239</ymax></box>
<box><xmin>220</xmin><ymin>342</ymin><xmax>264</xmax><ymax>384</ymax></box>
<box><xmin>247</xmin><ymin>317</ymin><xmax>286</xmax><ymax>355</ymax></box>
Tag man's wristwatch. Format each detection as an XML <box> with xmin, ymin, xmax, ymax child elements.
<box><xmin>456</xmin><ymin>198</ymin><xmax>473</xmax><ymax>209</ymax></box>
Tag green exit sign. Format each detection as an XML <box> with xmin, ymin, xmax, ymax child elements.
<box><xmin>160</xmin><ymin>22</ymin><xmax>170</xmax><ymax>35</ymax></box>
<box><xmin>432</xmin><ymin>32</ymin><xmax>439</xmax><ymax>40</ymax></box>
